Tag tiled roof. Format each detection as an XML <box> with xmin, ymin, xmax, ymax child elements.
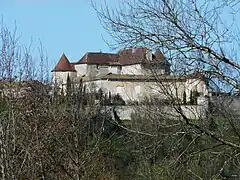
<box><xmin>70</xmin><ymin>63</ymin><xmax>76</xmax><ymax>71</ymax></box>
<box><xmin>118</xmin><ymin>47</ymin><xmax>148</xmax><ymax>65</ymax></box>
<box><xmin>152</xmin><ymin>49</ymin><xmax>171</xmax><ymax>68</ymax></box>
<box><xmin>78</xmin><ymin>53</ymin><xmax>119</xmax><ymax>65</ymax></box>
<box><xmin>52</xmin><ymin>53</ymin><xmax>76</xmax><ymax>72</ymax></box>
<box><xmin>53</xmin><ymin>48</ymin><xmax>169</xmax><ymax>72</ymax></box>
<box><xmin>154</xmin><ymin>49</ymin><xmax>165</xmax><ymax>60</ymax></box>
<box><xmin>76</xmin><ymin>47</ymin><xmax>150</xmax><ymax>66</ymax></box>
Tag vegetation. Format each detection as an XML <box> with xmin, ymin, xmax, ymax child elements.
<box><xmin>1</xmin><ymin>82</ymin><xmax>240</xmax><ymax>179</ymax></box>
<box><xmin>1</xmin><ymin>0</ymin><xmax>240</xmax><ymax>179</ymax></box>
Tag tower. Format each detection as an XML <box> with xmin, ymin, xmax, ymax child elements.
<box><xmin>51</xmin><ymin>53</ymin><xmax>77</xmax><ymax>86</ymax></box>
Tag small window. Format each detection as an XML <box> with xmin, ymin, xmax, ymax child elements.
<box><xmin>117</xmin><ymin>66</ymin><xmax>122</xmax><ymax>74</ymax></box>
<box><xmin>135</xmin><ymin>85</ymin><xmax>141</xmax><ymax>94</ymax></box>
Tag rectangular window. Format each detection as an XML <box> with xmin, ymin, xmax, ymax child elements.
<box><xmin>117</xmin><ymin>66</ymin><xmax>122</xmax><ymax>74</ymax></box>
<box><xmin>135</xmin><ymin>85</ymin><xmax>141</xmax><ymax>94</ymax></box>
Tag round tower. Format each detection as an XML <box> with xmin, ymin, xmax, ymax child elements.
<box><xmin>51</xmin><ymin>53</ymin><xmax>77</xmax><ymax>86</ymax></box>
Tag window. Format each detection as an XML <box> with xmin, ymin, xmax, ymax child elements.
<box><xmin>117</xmin><ymin>66</ymin><xmax>122</xmax><ymax>74</ymax></box>
<box><xmin>135</xmin><ymin>85</ymin><xmax>141</xmax><ymax>94</ymax></box>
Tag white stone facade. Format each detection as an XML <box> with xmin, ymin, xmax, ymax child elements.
<box><xmin>52</xmin><ymin>48</ymin><xmax>209</xmax><ymax>106</ymax></box>
<box><xmin>74</xmin><ymin>64</ymin><xmax>87</xmax><ymax>76</ymax></box>
<box><xmin>121</xmin><ymin>64</ymin><xmax>143</xmax><ymax>75</ymax></box>
<box><xmin>52</xmin><ymin>71</ymin><xmax>76</xmax><ymax>85</ymax></box>
<box><xmin>79</xmin><ymin>76</ymin><xmax>208</xmax><ymax>107</ymax></box>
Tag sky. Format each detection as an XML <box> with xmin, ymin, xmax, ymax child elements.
<box><xmin>1</xmin><ymin>0</ymin><xmax>115</xmax><ymax>69</ymax></box>
<box><xmin>1</xmin><ymin>0</ymin><xmax>240</xmax><ymax>71</ymax></box>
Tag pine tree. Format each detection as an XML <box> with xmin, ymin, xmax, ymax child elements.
<box><xmin>183</xmin><ymin>91</ymin><xmax>186</xmax><ymax>104</ymax></box>
<box><xmin>66</xmin><ymin>74</ymin><xmax>71</xmax><ymax>96</ymax></box>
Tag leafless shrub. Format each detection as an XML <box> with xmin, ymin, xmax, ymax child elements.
<box><xmin>92</xmin><ymin>0</ymin><xmax>240</xmax><ymax>178</ymax></box>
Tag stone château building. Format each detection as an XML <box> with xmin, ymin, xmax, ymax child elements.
<box><xmin>52</xmin><ymin>47</ymin><xmax>208</xmax><ymax>104</ymax></box>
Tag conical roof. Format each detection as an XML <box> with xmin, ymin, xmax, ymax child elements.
<box><xmin>154</xmin><ymin>49</ymin><xmax>165</xmax><ymax>60</ymax></box>
<box><xmin>52</xmin><ymin>53</ymin><xmax>76</xmax><ymax>72</ymax></box>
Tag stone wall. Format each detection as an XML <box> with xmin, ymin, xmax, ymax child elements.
<box><xmin>210</xmin><ymin>96</ymin><xmax>240</xmax><ymax>116</ymax></box>
<box><xmin>121</xmin><ymin>64</ymin><xmax>143</xmax><ymax>75</ymax></box>
<box><xmin>74</xmin><ymin>64</ymin><xmax>87</xmax><ymax>76</ymax></box>
<box><xmin>52</xmin><ymin>71</ymin><xmax>77</xmax><ymax>85</ymax></box>
<box><xmin>112</xmin><ymin>104</ymin><xmax>208</xmax><ymax>120</ymax></box>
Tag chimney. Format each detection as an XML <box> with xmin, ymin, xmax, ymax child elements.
<box><xmin>132</xmin><ymin>47</ymin><xmax>138</xmax><ymax>53</ymax></box>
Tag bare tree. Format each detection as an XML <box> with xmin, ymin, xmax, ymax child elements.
<box><xmin>0</xmin><ymin>19</ymin><xmax>49</xmax><ymax>82</ymax></box>
<box><xmin>0</xmin><ymin>19</ymin><xmax>50</xmax><ymax>179</ymax></box>
<box><xmin>93</xmin><ymin>0</ymin><xmax>240</xmax><ymax>178</ymax></box>
<box><xmin>94</xmin><ymin>0</ymin><xmax>240</xmax><ymax>89</ymax></box>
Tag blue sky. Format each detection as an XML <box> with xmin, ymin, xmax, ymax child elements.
<box><xmin>1</xmin><ymin>0</ymin><xmax>115</xmax><ymax>69</ymax></box>
<box><xmin>1</xmin><ymin>0</ymin><xmax>240</xmax><ymax>71</ymax></box>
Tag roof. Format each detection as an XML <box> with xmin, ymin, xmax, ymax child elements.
<box><xmin>78</xmin><ymin>53</ymin><xmax>119</xmax><ymax>65</ymax></box>
<box><xmin>53</xmin><ymin>48</ymin><xmax>170</xmax><ymax>72</ymax></box>
<box><xmin>76</xmin><ymin>47</ymin><xmax>150</xmax><ymax>66</ymax></box>
<box><xmin>118</xmin><ymin>48</ymin><xmax>148</xmax><ymax>65</ymax></box>
<box><xmin>154</xmin><ymin>49</ymin><xmax>165</xmax><ymax>60</ymax></box>
<box><xmin>52</xmin><ymin>53</ymin><xmax>76</xmax><ymax>72</ymax></box>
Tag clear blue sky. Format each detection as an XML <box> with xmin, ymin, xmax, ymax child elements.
<box><xmin>1</xmin><ymin>0</ymin><xmax>114</xmax><ymax>69</ymax></box>
<box><xmin>1</xmin><ymin>0</ymin><xmax>239</xmax><ymax>71</ymax></box>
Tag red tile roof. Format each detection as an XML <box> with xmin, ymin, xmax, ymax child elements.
<box><xmin>70</xmin><ymin>63</ymin><xmax>76</xmax><ymax>71</ymax></box>
<box><xmin>52</xmin><ymin>53</ymin><xmax>76</xmax><ymax>72</ymax></box>
<box><xmin>53</xmin><ymin>48</ymin><xmax>168</xmax><ymax>72</ymax></box>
